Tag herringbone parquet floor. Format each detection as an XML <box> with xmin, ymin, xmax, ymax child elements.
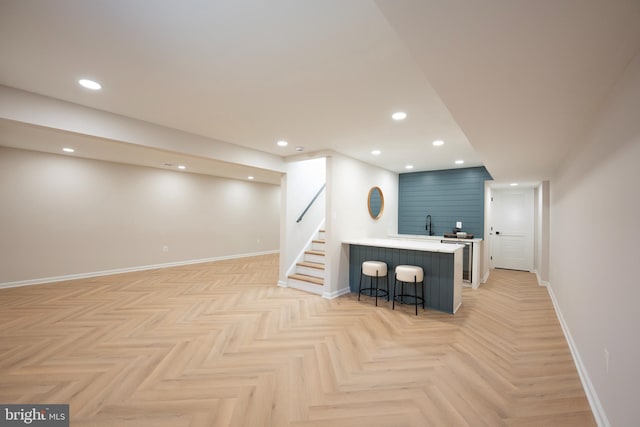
<box><xmin>0</xmin><ymin>254</ymin><xmax>595</xmax><ymax>426</ymax></box>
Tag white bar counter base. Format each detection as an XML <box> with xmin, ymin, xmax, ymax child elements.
<box><xmin>343</xmin><ymin>237</ymin><xmax>464</xmax><ymax>314</ymax></box>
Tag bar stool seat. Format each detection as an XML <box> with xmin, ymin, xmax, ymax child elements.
<box><xmin>358</xmin><ymin>261</ymin><xmax>389</xmax><ymax>306</ymax></box>
<box><xmin>393</xmin><ymin>265</ymin><xmax>425</xmax><ymax>315</ymax></box>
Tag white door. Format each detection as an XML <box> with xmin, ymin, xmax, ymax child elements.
<box><xmin>491</xmin><ymin>188</ymin><xmax>534</xmax><ymax>271</ymax></box>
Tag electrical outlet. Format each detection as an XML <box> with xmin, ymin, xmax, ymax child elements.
<box><xmin>162</xmin><ymin>245</ymin><xmax>169</xmax><ymax>253</ymax></box>
<box><xmin>604</xmin><ymin>348</ymin><xmax>609</xmax><ymax>373</ymax></box>
<box><xmin>456</xmin><ymin>221</ymin><xmax>462</xmax><ymax>229</ymax></box>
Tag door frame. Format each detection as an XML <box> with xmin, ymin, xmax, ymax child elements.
<box><xmin>484</xmin><ymin>182</ymin><xmax>540</xmax><ymax>276</ymax></box>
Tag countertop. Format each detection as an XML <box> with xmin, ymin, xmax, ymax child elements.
<box><xmin>343</xmin><ymin>237</ymin><xmax>464</xmax><ymax>253</ymax></box>
<box><xmin>388</xmin><ymin>233</ymin><xmax>483</xmax><ymax>243</ymax></box>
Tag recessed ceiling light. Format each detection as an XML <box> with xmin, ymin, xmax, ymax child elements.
<box><xmin>177</xmin><ymin>165</ymin><xmax>186</xmax><ymax>170</ymax></box>
<box><xmin>392</xmin><ymin>112</ymin><xmax>407</xmax><ymax>121</ymax></box>
<box><xmin>277</xmin><ymin>140</ymin><xmax>288</xmax><ymax>147</ymax></box>
<box><xmin>371</xmin><ymin>150</ymin><xmax>381</xmax><ymax>155</ymax></box>
<box><xmin>295</xmin><ymin>146</ymin><xmax>304</xmax><ymax>152</ymax></box>
<box><xmin>432</xmin><ymin>140</ymin><xmax>445</xmax><ymax>146</ymax></box>
<box><xmin>455</xmin><ymin>160</ymin><xmax>465</xmax><ymax>165</ymax></box>
<box><xmin>62</xmin><ymin>147</ymin><xmax>75</xmax><ymax>153</ymax></box>
<box><xmin>78</xmin><ymin>79</ymin><xmax>101</xmax><ymax>90</ymax></box>
<box><xmin>510</xmin><ymin>182</ymin><xmax>519</xmax><ymax>186</ymax></box>
<box><xmin>405</xmin><ymin>165</ymin><xmax>414</xmax><ymax>169</ymax></box>
<box><xmin>248</xmin><ymin>176</ymin><xmax>255</xmax><ymax>180</ymax></box>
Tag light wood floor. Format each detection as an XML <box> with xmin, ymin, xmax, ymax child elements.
<box><xmin>0</xmin><ymin>254</ymin><xmax>595</xmax><ymax>426</ymax></box>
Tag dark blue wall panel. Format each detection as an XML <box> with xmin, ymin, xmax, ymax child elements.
<box><xmin>398</xmin><ymin>167</ymin><xmax>492</xmax><ymax>238</ymax></box>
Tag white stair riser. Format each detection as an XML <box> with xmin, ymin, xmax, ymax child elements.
<box><xmin>312</xmin><ymin>241</ymin><xmax>326</xmax><ymax>251</ymax></box>
<box><xmin>296</xmin><ymin>266</ymin><xmax>324</xmax><ymax>278</ymax></box>
<box><xmin>318</xmin><ymin>231</ymin><xmax>326</xmax><ymax>240</ymax></box>
<box><xmin>304</xmin><ymin>253</ymin><xmax>325</xmax><ymax>264</ymax></box>
<box><xmin>287</xmin><ymin>278</ymin><xmax>324</xmax><ymax>294</ymax></box>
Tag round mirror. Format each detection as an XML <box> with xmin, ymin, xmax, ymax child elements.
<box><xmin>367</xmin><ymin>186</ymin><xmax>384</xmax><ymax>219</ymax></box>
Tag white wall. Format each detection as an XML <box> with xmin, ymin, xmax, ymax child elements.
<box><xmin>325</xmin><ymin>153</ymin><xmax>398</xmax><ymax>297</ymax></box>
<box><xmin>483</xmin><ymin>183</ymin><xmax>493</xmax><ymax>281</ymax></box>
<box><xmin>278</xmin><ymin>157</ymin><xmax>326</xmax><ymax>283</ymax></box>
<box><xmin>549</xmin><ymin>52</ymin><xmax>640</xmax><ymax>426</ymax></box>
<box><xmin>0</xmin><ymin>147</ymin><xmax>280</xmax><ymax>285</ymax></box>
<box><xmin>534</xmin><ymin>181</ymin><xmax>550</xmax><ymax>283</ymax></box>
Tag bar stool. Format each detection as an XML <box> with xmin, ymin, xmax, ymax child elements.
<box><xmin>393</xmin><ymin>265</ymin><xmax>425</xmax><ymax>315</ymax></box>
<box><xmin>358</xmin><ymin>261</ymin><xmax>389</xmax><ymax>306</ymax></box>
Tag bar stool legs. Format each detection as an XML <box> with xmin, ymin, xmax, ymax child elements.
<box><xmin>358</xmin><ymin>262</ymin><xmax>426</xmax><ymax>315</ymax></box>
<box><xmin>392</xmin><ymin>265</ymin><xmax>425</xmax><ymax>315</ymax></box>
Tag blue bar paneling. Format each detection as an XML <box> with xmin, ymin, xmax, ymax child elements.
<box><xmin>398</xmin><ymin>167</ymin><xmax>492</xmax><ymax>238</ymax></box>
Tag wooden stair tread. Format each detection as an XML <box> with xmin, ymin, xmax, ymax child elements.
<box><xmin>297</xmin><ymin>261</ymin><xmax>325</xmax><ymax>270</ymax></box>
<box><xmin>288</xmin><ymin>273</ymin><xmax>324</xmax><ymax>285</ymax></box>
<box><xmin>305</xmin><ymin>250</ymin><xmax>325</xmax><ymax>256</ymax></box>
<box><xmin>312</xmin><ymin>239</ymin><xmax>325</xmax><ymax>244</ymax></box>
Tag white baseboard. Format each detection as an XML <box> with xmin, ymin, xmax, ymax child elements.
<box><xmin>323</xmin><ymin>286</ymin><xmax>351</xmax><ymax>300</ymax></box>
<box><xmin>545</xmin><ymin>282</ymin><xmax>609</xmax><ymax>427</ymax></box>
<box><xmin>277</xmin><ymin>280</ymin><xmax>288</xmax><ymax>288</ymax></box>
<box><xmin>535</xmin><ymin>271</ymin><xmax>550</xmax><ymax>287</ymax></box>
<box><xmin>482</xmin><ymin>270</ymin><xmax>490</xmax><ymax>284</ymax></box>
<box><xmin>0</xmin><ymin>250</ymin><xmax>280</xmax><ymax>290</ymax></box>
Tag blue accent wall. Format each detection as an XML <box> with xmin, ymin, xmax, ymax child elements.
<box><xmin>398</xmin><ymin>167</ymin><xmax>492</xmax><ymax>238</ymax></box>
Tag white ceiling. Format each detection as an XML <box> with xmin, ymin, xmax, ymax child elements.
<box><xmin>1</xmin><ymin>0</ymin><xmax>639</xmax><ymax>183</ymax></box>
<box><xmin>0</xmin><ymin>119</ymin><xmax>284</xmax><ymax>184</ymax></box>
<box><xmin>375</xmin><ymin>0</ymin><xmax>640</xmax><ymax>181</ymax></box>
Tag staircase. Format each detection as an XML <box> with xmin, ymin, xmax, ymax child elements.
<box><xmin>287</xmin><ymin>230</ymin><xmax>326</xmax><ymax>293</ymax></box>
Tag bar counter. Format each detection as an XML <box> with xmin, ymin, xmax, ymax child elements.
<box><xmin>343</xmin><ymin>238</ymin><xmax>464</xmax><ymax>313</ymax></box>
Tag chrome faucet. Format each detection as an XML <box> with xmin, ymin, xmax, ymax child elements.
<box><xmin>425</xmin><ymin>215</ymin><xmax>434</xmax><ymax>236</ymax></box>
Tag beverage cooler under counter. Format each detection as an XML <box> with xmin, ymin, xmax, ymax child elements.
<box><xmin>388</xmin><ymin>234</ymin><xmax>483</xmax><ymax>289</ymax></box>
<box><xmin>441</xmin><ymin>239</ymin><xmax>473</xmax><ymax>283</ymax></box>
